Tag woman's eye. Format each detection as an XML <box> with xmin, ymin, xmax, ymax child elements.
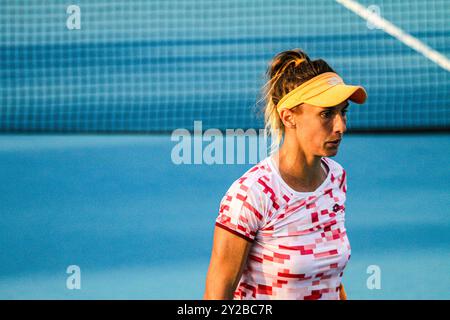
<box><xmin>321</xmin><ymin>108</ymin><xmax>348</xmax><ymax>118</ymax></box>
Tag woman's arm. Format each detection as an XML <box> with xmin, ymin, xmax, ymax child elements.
<box><xmin>203</xmin><ymin>226</ymin><xmax>253</xmax><ymax>300</ymax></box>
<box><xmin>339</xmin><ymin>283</ymin><xmax>347</xmax><ymax>300</ymax></box>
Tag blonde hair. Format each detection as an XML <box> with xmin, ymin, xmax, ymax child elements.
<box><xmin>257</xmin><ymin>49</ymin><xmax>336</xmax><ymax>155</ymax></box>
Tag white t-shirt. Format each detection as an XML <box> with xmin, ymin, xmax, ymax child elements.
<box><xmin>215</xmin><ymin>155</ymin><xmax>351</xmax><ymax>300</ymax></box>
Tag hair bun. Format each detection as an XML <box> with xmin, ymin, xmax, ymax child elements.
<box><xmin>268</xmin><ymin>48</ymin><xmax>310</xmax><ymax>78</ymax></box>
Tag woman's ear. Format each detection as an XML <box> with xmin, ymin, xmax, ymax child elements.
<box><xmin>279</xmin><ymin>109</ymin><xmax>296</xmax><ymax>129</ymax></box>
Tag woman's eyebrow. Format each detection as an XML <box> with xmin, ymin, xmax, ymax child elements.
<box><xmin>320</xmin><ymin>102</ymin><xmax>349</xmax><ymax>112</ymax></box>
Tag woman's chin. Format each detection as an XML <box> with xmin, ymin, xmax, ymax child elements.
<box><xmin>323</xmin><ymin>146</ymin><xmax>339</xmax><ymax>157</ymax></box>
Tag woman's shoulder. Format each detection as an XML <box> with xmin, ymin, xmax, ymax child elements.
<box><xmin>224</xmin><ymin>157</ymin><xmax>274</xmax><ymax>197</ymax></box>
<box><xmin>229</xmin><ymin>158</ymin><xmax>272</xmax><ymax>186</ymax></box>
<box><xmin>322</xmin><ymin>157</ymin><xmax>347</xmax><ymax>191</ymax></box>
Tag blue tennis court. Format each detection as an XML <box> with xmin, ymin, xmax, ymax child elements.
<box><xmin>0</xmin><ymin>134</ymin><xmax>448</xmax><ymax>299</ymax></box>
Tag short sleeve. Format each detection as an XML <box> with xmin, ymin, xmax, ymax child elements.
<box><xmin>215</xmin><ymin>179</ymin><xmax>266</xmax><ymax>242</ymax></box>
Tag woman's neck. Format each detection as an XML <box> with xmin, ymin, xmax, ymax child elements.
<box><xmin>274</xmin><ymin>142</ymin><xmax>326</xmax><ymax>192</ymax></box>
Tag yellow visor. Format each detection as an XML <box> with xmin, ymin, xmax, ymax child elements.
<box><xmin>276</xmin><ymin>72</ymin><xmax>367</xmax><ymax>111</ymax></box>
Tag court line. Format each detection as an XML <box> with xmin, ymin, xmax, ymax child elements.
<box><xmin>336</xmin><ymin>0</ymin><xmax>450</xmax><ymax>72</ymax></box>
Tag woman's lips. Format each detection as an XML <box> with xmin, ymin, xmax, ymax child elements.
<box><xmin>327</xmin><ymin>139</ymin><xmax>341</xmax><ymax>145</ymax></box>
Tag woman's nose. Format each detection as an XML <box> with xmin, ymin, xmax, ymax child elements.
<box><xmin>334</xmin><ymin>113</ymin><xmax>347</xmax><ymax>134</ymax></box>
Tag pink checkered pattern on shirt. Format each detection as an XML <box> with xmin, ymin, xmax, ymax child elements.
<box><xmin>215</xmin><ymin>156</ymin><xmax>351</xmax><ymax>300</ymax></box>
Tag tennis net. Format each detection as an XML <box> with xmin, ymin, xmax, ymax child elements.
<box><xmin>1</xmin><ymin>0</ymin><xmax>449</xmax><ymax>133</ymax></box>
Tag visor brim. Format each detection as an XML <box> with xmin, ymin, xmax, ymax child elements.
<box><xmin>304</xmin><ymin>84</ymin><xmax>367</xmax><ymax>107</ymax></box>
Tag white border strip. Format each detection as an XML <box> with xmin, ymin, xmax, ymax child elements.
<box><xmin>336</xmin><ymin>0</ymin><xmax>450</xmax><ymax>72</ymax></box>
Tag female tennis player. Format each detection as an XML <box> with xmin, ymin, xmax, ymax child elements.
<box><xmin>203</xmin><ymin>49</ymin><xmax>367</xmax><ymax>300</ymax></box>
